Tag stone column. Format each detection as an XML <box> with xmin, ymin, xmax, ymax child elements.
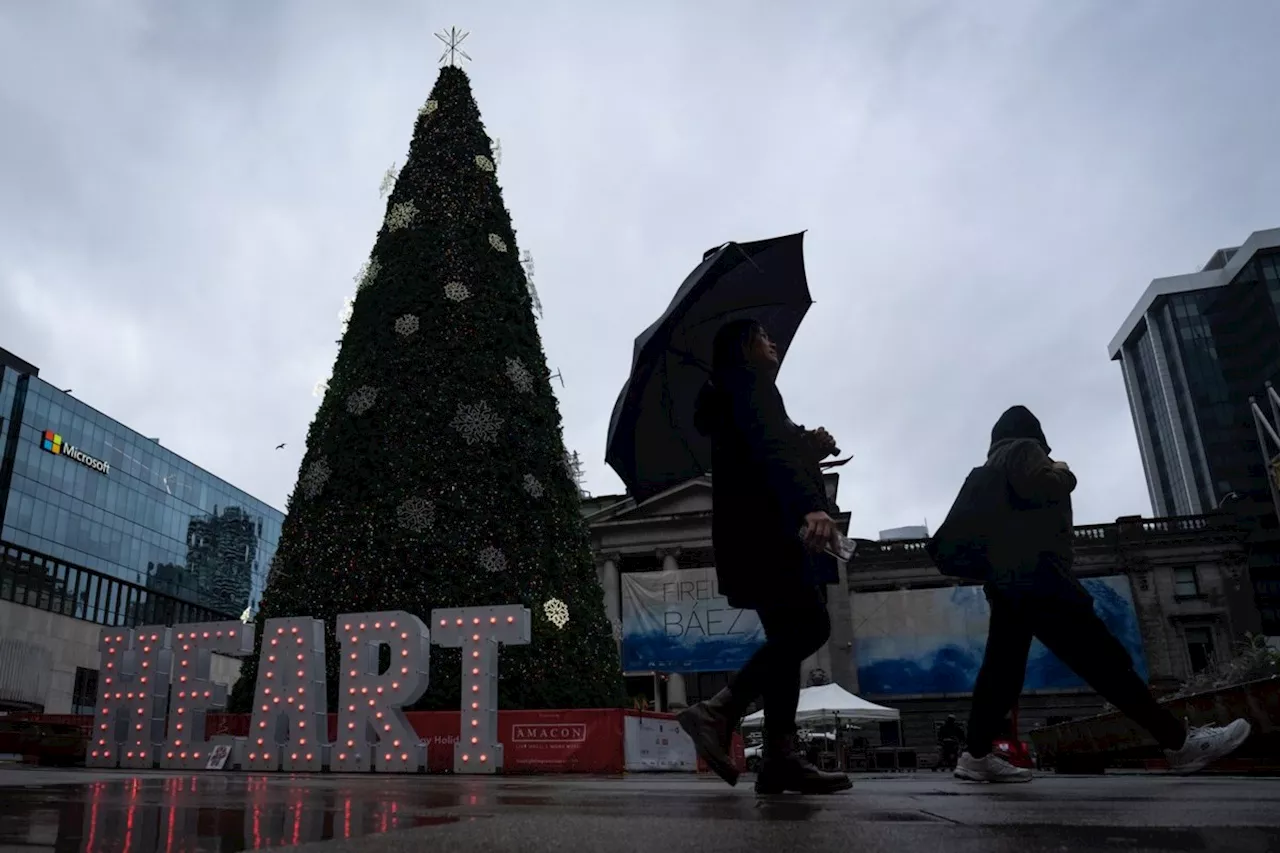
<box><xmin>658</xmin><ymin>550</ymin><xmax>689</xmax><ymax>709</ymax></box>
<box><xmin>827</xmin><ymin>558</ymin><xmax>859</xmax><ymax>693</ymax></box>
<box><xmin>666</xmin><ymin>673</ymin><xmax>688</xmax><ymax>710</ymax></box>
<box><xmin>597</xmin><ymin>556</ymin><xmax>621</xmax><ymax>636</ymax></box>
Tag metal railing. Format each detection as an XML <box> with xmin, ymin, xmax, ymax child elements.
<box><xmin>0</xmin><ymin>541</ymin><xmax>237</xmax><ymax>629</ymax></box>
<box><xmin>853</xmin><ymin>513</ymin><xmax>1237</xmax><ymax>567</ymax></box>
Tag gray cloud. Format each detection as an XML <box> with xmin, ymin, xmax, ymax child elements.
<box><xmin>2</xmin><ymin>0</ymin><xmax>1278</xmax><ymax>537</ymax></box>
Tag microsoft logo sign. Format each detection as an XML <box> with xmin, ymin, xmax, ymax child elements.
<box><xmin>41</xmin><ymin>430</ymin><xmax>110</xmax><ymax>475</ymax></box>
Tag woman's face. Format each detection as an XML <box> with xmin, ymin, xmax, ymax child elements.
<box><xmin>747</xmin><ymin>327</ymin><xmax>779</xmax><ymax>368</ymax></box>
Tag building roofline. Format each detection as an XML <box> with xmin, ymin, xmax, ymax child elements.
<box><xmin>1107</xmin><ymin>228</ymin><xmax>1280</xmax><ymax>360</ymax></box>
<box><xmin>21</xmin><ymin>373</ymin><xmax>285</xmax><ymax>517</ymax></box>
<box><xmin>0</xmin><ymin>347</ymin><xmax>39</xmax><ymax>377</ymax></box>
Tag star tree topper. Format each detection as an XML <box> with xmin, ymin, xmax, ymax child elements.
<box><xmin>435</xmin><ymin>27</ymin><xmax>472</xmax><ymax>67</ymax></box>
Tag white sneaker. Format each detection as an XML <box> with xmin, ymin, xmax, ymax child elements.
<box><xmin>1164</xmin><ymin>718</ymin><xmax>1252</xmax><ymax>775</ymax></box>
<box><xmin>954</xmin><ymin>750</ymin><xmax>1033</xmax><ymax>783</ymax></box>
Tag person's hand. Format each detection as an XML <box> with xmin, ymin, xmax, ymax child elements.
<box><xmin>1052</xmin><ymin>460</ymin><xmax>1070</xmax><ymax>472</ymax></box>
<box><xmin>808</xmin><ymin>427</ymin><xmax>838</xmax><ymax>458</ymax></box>
<box><xmin>801</xmin><ymin>511</ymin><xmax>839</xmax><ymax>553</ymax></box>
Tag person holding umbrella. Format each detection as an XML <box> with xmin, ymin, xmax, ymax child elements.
<box><xmin>676</xmin><ymin>318</ymin><xmax>853</xmax><ymax>795</ymax></box>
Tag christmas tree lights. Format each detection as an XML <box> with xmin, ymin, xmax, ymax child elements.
<box><xmin>230</xmin><ymin>64</ymin><xmax>623</xmax><ymax>715</ymax></box>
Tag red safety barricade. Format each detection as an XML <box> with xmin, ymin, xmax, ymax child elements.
<box><xmin>209</xmin><ymin>708</ymin><xmax>627</xmax><ymax>773</ymax></box>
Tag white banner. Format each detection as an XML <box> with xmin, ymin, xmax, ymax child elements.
<box><xmin>623</xmin><ymin>715</ymin><xmax>697</xmax><ymax>772</ymax></box>
<box><xmin>620</xmin><ymin>567</ymin><xmax>764</xmax><ymax>673</ymax></box>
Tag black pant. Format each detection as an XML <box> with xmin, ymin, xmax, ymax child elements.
<box><xmin>726</xmin><ymin>585</ymin><xmax>831</xmax><ymax>737</ymax></box>
<box><xmin>966</xmin><ymin>581</ymin><xmax>1185</xmax><ymax>758</ymax></box>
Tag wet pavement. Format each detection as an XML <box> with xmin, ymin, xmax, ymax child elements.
<box><xmin>0</xmin><ymin>767</ymin><xmax>1277</xmax><ymax>853</ymax></box>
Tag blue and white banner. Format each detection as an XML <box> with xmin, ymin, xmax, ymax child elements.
<box><xmin>620</xmin><ymin>568</ymin><xmax>765</xmax><ymax>673</ymax></box>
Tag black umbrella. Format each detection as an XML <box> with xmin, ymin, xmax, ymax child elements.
<box><xmin>606</xmin><ymin>231</ymin><xmax>820</xmax><ymax>501</ymax></box>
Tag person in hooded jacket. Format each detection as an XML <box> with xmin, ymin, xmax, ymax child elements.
<box><xmin>956</xmin><ymin>405</ymin><xmax>1253</xmax><ymax>783</ymax></box>
<box><xmin>676</xmin><ymin>318</ymin><xmax>852</xmax><ymax>795</ymax></box>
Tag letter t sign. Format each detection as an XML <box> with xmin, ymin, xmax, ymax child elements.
<box><xmin>430</xmin><ymin>605</ymin><xmax>531</xmax><ymax>774</ymax></box>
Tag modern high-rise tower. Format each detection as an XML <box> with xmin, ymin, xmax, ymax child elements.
<box><xmin>1109</xmin><ymin>228</ymin><xmax>1280</xmax><ymax>517</ymax></box>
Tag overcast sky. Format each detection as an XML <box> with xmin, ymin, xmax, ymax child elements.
<box><xmin>2</xmin><ymin>0</ymin><xmax>1278</xmax><ymax>538</ymax></box>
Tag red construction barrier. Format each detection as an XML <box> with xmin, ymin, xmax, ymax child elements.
<box><xmin>206</xmin><ymin>708</ymin><xmax>625</xmax><ymax>772</ymax></box>
<box><xmin>9</xmin><ymin>714</ymin><xmax>93</xmax><ymax>737</ymax></box>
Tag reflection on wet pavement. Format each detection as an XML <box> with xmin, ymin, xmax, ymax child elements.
<box><xmin>0</xmin><ymin>770</ymin><xmax>1277</xmax><ymax>853</ymax></box>
<box><xmin>0</xmin><ymin>776</ymin><xmax>470</xmax><ymax>852</ymax></box>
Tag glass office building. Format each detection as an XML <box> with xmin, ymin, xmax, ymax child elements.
<box><xmin>1109</xmin><ymin>227</ymin><xmax>1280</xmax><ymax>634</ymax></box>
<box><xmin>1110</xmin><ymin>229</ymin><xmax>1280</xmax><ymax>516</ymax></box>
<box><xmin>0</xmin><ymin>349</ymin><xmax>283</xmax><ymax>621</ymax></box>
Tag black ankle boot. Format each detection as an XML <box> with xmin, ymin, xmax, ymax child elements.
<box><xmin>754</xmin><ymin>732</ymin><xmax>852</xmax><ymax>795</ymax></box>
<box><xmin>677</xmin><ymin>695</ymin><xmax>740</xmax><ymax>787</ymax></box>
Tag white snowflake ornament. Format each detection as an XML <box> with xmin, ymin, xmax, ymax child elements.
<box><xmin>521</xmin><ymin>474</ymin><xmax>544</xmax><ymax>498</ymax></box>
<box><xmin>419</xmin><ymin>99</ymin><xmax>438</xmax><ymax>117</ymax></box>
<box><xmin>299</xmin><ymin>458</ymin><xmax>331</xmax><ymax>499</ymax></box>
<box><xmin>443</xmin><ymin>281</ymin><xmax>471</xmax><ymax>302</ymax></box>
<box><xmin>478</xmin><ymin>546</ymin><xmax>507</xmax><ymax>574</ymax></box>
<box><xmin>339</xmin><ymin>296</ymin><xmax>355</xmax><ymax>332</ymax></box>
<box><xmin>488</xmin><ymin>233</ymin><xmax>508</xmax><ymax>253</ymax></box>
<box><xmin>346</xmin><ymin>386</ymin><xmax>379</xmax><ymax>415</ymax></box>
<box><xmin>379</xmin><ymin>162</ymin><xmax>398</xmax><ymax>198</ymax></box>
<box><xmin>544</xmin><ymin>598</ymin><xmax>570</xmax><ymax>630</ymax></box>
<box><xmin>397</xmin><ymin>497</ymin><xmax>435</xmax><ymax>533</ymax></box>
<box><xmin>505</xmin><ymin>357</ymin><xmax>534</xmax><ymax>393</ymax></box>
<box><xmin>474</xmin><ymin>154</ymin><xmax>495</xmax><ymax>172</ymax></box>
<box><xmin>355</xmin><ymin>257</ymin><xmax>381</xmax><ymax>291</ymax></box>
<box><xmin>394</xmin><ymin>314</ymin><xmax>419</xmax><ymax>337</ymax></box>
<box><xmin>451</xmin><ymin>400</ymin><xmax>503</xmax><ymax>446</ymax></box>
<box><xmin>312</xmin><ymin>379</ymin><xmax>329</xmax><ymax>398</ymax></box>
<box><xmin>385</xmin><ymin>201</ymin><xmax>418</xmax><ymax>232</ymax></box>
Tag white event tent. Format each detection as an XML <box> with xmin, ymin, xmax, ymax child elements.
<box><xmin>741</xmin><ymin>683</ymin><xmax>900</xmax><ymax>728</ymax></box>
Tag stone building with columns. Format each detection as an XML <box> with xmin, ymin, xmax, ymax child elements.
<box><xmin>581</xmin><ymin>475</ymin><xmax>1264</xmax><ymax>756</ymax></box>
<box><xmin>581</xmin><ymin>472</ymin><xmax>858</xmax><ymax>711</ymax></box>
<box><xmin>847</xmin><ymin>513</ymin><xmax>1263</xmax><ymax>750</ymax></box>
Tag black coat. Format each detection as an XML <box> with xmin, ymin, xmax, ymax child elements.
<box><xmin>985</xmin><ymin>435</ymin><xmax>1088</xmax><ymax>604</ymax></box>
<box><xmin>694</xmin><ymin>366</ymin><xmax>837</xmax><ymax>610</ymax></box>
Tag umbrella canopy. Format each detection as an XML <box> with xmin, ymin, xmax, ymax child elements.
<box><xmin>606</xmin><ymin>232</ymin><xmax>814</xmax><ymax>501</ymax></box>
<box><xmin>741</xmin><ymin>684</ymin><xmax>900</xmax><ymax>728</ymax></box>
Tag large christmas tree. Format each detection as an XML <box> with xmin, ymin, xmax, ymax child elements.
<box><xmin>230</xmin><ymin>59</ymin><xmax>623</xmax><ymax>713</ymax></box>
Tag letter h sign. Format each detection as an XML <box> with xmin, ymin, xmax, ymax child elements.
<box><xmin>430</xmin><ymin>605</ymin><xmax>530</xmax><ymax>774</ymax></box>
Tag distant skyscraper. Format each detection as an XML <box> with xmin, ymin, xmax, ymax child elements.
<box><xmin>184</xmin><ymin>506</ymin><xmax>260</xmax><ymax>616</ymax></box>
<box><xmin>1108</xmin><ymin>228</ymin><xmax>1280</xmax><ymax>517</ymax></box>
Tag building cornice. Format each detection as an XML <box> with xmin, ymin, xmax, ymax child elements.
<box><xmin>1107</xmin><ymin>228</ymin><xmax>1280</xmax><ymax>359</ymax></box>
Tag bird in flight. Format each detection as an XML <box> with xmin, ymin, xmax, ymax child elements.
<box><xmin>276</xmin><ymin>443</ymin><xmax>286</xmax><ymax>450</ymax></box>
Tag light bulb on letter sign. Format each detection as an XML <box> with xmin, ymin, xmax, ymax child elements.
<box><xmin>86</xmin><ymin>626</ymin><xmax>173</xmax><ymax>769</ymax></box>
<box><xmin>430</xmin><ymin>605</ymin><xmax>531</xmax><ymax>774</ymax></box>
<box><xmin>246</xmin><ymin>617</ymin><xmax>329</xmax><ymax>771</ymax></box>
<box><xmin>161</xmin><ymin>621</ymin><xmax>256</xmax><ymax>770</ymax></box>
<box><xmin>333</xmin><ymin>611</ymin><xmax>430</xmax><ymax>773</ymax></box>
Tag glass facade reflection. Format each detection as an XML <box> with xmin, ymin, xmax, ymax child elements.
<box><xmin>0</xmin><ymin>366</ymin><xmax>283</xmax><ymax>618</ymax></box>
<box><xmin>1117</xmin><ymin>244</ymin><xmax>1280</xmax><ymax>517</ymax></box>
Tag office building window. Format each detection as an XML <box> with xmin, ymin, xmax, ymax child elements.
<box><xmin>1173</xmin><ymin>566</ymin><xmax>1201</xmax><ymax>598</ymax></box>
<box><xmin>1184</xmin><ymin>627</ymin><xmax>1216</xmax><ymax>674</ymax></box>
<box><xmin>71</xmin><ymin>666</ymin><xmax>98</xmax><ymax>715</ymax></box>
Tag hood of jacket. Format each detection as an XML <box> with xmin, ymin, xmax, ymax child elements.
<box><xmin>989</xmin><ymin>405</ymin><xmax>1050</xmax><ymax>456</ymax></box>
